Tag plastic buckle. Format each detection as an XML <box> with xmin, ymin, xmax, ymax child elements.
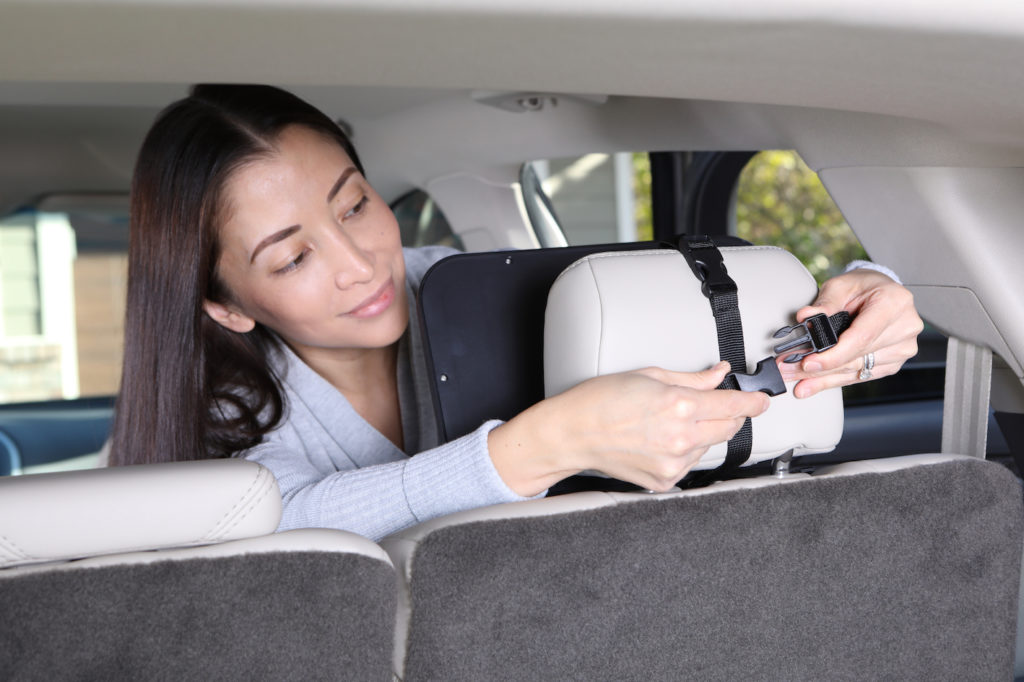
<box><xmin>727</xmin><ymin>356</ymin><xmax>786</xmax><ymax>396</ymax></box>
<box><xmin>692</xmin><ymin>245</ymin><xmax>737</xmax><ymax>299</ymax></box>
<box><xmin>772</xmin><ymin>312</ymin><xmax>840</xmax><ymax>364</ymax></box>
<box><xmin>678</xmin><ymin>236</ymin><xmax>737</xmax><ymax>300</ymax></box>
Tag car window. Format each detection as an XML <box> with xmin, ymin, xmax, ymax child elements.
<box><xmin>0</xmin><ymin>208</ymin><xmax>127</xmax><ymax>475</ymax></box>
<box><xmin>524</xmin><ymin>153</ymin><xmax>653</xmax><ymax>246</ymax></box>
<box><xmin>523</xmin><ymin>149</ymin><xmax>946</xmax><ymax>408</ymax></box>
<box><xmin>0</xmin><ymin>209</ymin><xmax>127</xmax><ymax>404</ymax></box>
<box><xmin>732</xmin><ymin>151</ymin><xmax>867</xmax><ymax>284</ymax></box>
<box><xmin>732</xmin><ymin>151</ymin><xmax>946</xmax><ymax>404</ymax></box>
<box><xmin>391</xmin><ymin>189</ymin><xmax>465</xmax><ymax>250</ymax></box>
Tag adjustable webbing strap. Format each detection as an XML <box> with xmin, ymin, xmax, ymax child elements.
<box><xmin>677</xmin><ymin>235</ymin><xmax>753</xmax><ymax>471</ymax></box>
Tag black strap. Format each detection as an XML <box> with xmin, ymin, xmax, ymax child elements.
<box><xmin>773</xmin><ymin>310</ymin><xmax>852</xmax><ymax>364</ymax></box>
<box><xmin>676</xmin><ymin>235</ymin><xmax>753</xmax><ymax>475</ymax></box>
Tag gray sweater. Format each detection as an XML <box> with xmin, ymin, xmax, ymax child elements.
<box><xmin>242</xmin><ymin>246</ymin><xmax>534</xmax><ymax>541</ymax></box>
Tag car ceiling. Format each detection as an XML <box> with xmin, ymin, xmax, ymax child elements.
<box><xmin>1</xmin><ymin>0</ymin><xmax>1024</xmax><ymax>380</ymax></box>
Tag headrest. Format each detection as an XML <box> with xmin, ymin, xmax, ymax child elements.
<box><xmin>0</xmin><ymin>458</ymin><xmax>281</xmax><ymax>569</ymax></box>
<box><xmin>544</xmin><ymin>246</ymin><xmax>843</xmax><ymax>469</ymax></box>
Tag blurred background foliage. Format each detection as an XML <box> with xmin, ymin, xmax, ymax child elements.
<box><xmin>631</xmin><ymin>150</ymin><xmax>867</xmax><ymax>284</ymax></box>
<box><xmin>633</xmin><ymin>152</ymin><xmax>654</xmax><ymax>241</ymax></box>
<box><xmin>734</xmin><ymin>151</ymin><xmax>867</xmax><ymax>284</ymax></box>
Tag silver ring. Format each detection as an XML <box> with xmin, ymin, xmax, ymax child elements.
<box><xmin>858</xmin><ymin>352</ymin><xmax>875</xmax><ymax>380</ymax></box>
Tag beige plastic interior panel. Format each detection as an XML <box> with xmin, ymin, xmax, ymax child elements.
<box><xmin>906</xmin><ymin>285</ymin><xmax>1020</xmax><ymax>377</ymax></box>
<box><xmin>820</xmin><ymin>166</ymin><xmax>1024</xmax><ymax>378</ymax></box>
<box><xmin>424</xmin><ymin>171</ymin><xmax>540</xmax><ymax>251</ymax></box>
<box><xmin>993</xmin><ymin>355</ymin><xmax>1024</xmax><ymax>413</ymax></box>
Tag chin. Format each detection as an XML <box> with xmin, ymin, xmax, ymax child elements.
<box><xmin>356</xmin><ymin>304</ymin><xmax>410</xmax><ymax>349</ymax></box>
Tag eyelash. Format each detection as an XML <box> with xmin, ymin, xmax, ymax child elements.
<box><xmin>344</xmin><ymin>195</ymin><xmax>369</xmax><ymax>219</ymax></box>
<box><xmin>274</xmin><ymin>249</ymin><xmax>308</xmax><ymax>275</ymax></box>
<box><xmin>272</xmin><ymin>195</ymin><xmax>370</xmax><ymax>275</ymax></box>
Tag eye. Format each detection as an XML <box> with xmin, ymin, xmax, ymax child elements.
<box><xmin>274</xmin><ymin>248</ymin><xmax>309</xmax><ymax>275</ymax></box>
<box><xmin>344</xmin><ymin>195</ymin><xmax>369</xmax><ymax>219</ymax></box>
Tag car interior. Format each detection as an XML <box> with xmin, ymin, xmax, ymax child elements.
<box><xmin>1</xmin><ymin>1</ymin><xmax>1024</xmax><ymax>679</ymax></box>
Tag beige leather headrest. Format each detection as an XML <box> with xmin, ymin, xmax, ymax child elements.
<box><xmin>544</xmin><ymin>247</ymin><xmax>843</xmax><ymax>469</ymax></box>
<box><xmin>0</xmin><ymin>458</ymin><xmax>280</xmax><ymax>568</ymax></box>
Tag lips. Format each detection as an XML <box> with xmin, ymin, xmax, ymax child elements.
<box><xmin>345</xmin><ymin>279</ymin><xmax>396</xmax><ymax>318</ymax></box>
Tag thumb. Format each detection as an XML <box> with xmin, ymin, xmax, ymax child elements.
<box><xmin>798</xmin><ymin>288</ymin><xmax>844</xmax><ymax>322</ymax></box>
<box><xmin>635</xmin><ymin>361</ymin><xmax>731</xmax><ymax>390</ymax></box>
<box><xmin>687</xmin><ymin>360</ymin><xmax>732</xmax><ymax>390</ymax></box>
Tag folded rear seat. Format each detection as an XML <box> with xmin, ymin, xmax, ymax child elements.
<box><xmin>394</xmin><ymin>244</ymin><xmax>1024</xmax><ymax>680</ymax></box>
<box><xmin>0</xmin><ymin>459</ymin><xmax>396</xmax><ymax>681</ymax></box>
<box><xmin>384</xmin><ymin>454</ymin><xmax>1022</xmax><ymax>681</ymax></box>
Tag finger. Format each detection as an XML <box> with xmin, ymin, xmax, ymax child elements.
<box><xmin>636</xmin><ymin>361</ymin><xmax>731</xmax><ymax>390</ymax></box>
<box><xmin>799</xmin><ymin>322</ymin><xmax>876</xmax><ymax>374</ymax></box>
<box><xmin>795</xmin><ymin>278</ymin><xmax>858</xmax><ymax>322</ymax></box>
<box><xmin>792</xmin><ymin>358</ymin><xmax>903</xmax><ymax>398</ymax></box>
<box><xmin>686</xmin><ymin>416</ymin><xmax>750</xmax><ymax>450</ymax></box>
<box><xmin>681</xmin><ymin>386</ymin><xmax>770</xmax><ymax>421</ymax></box>
<box><xmin>800</xmin><ymin>284</ymin><xmax>921</xmax><ymax>375</ymax></box>
<box><xmin>784</xmin><ymin>346</ymin><xmax>885</xmax><ymax>382</ymax></box>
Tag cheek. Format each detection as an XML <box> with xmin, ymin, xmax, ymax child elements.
<box><xmin>243</xmin><ymin>270</ymin><xmax>331</xmax><ymax>326</ymax></box>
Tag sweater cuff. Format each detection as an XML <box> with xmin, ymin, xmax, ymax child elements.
<box><xmin>843</xmin><ymin>259</ymin><xmax>902</xmax><ymax>285</ymax></box>
<box><xmin>402</xmin><ymin>419</ymin><xmax>543</xmax><ymax>525</ymax></box>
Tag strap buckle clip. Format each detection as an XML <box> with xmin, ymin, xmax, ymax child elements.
<box><xmin>772</xmin><ymin>312</ymin><xmax>845</xmax><ymax>364</ymax></box>
<box><xmin>677</xmin><ymin>236</ymin><xmax>737</xmax><ymax>299</ymax></box>
<box><xmin>727</xmin><ymin>357</ymin><xmax>787</xmax><ymax>397</ymax></box>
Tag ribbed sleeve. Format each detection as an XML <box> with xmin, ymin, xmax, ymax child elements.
<box><xmin>246</xmin><ymin>419</ymin><xmax>531</xmax><ymax>541</ymax></box>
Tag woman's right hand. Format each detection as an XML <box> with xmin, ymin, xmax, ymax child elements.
<box><xmin>488</xmin><ymin>361</ymin><xmax>770</xmax><ymax>496</ymax></box>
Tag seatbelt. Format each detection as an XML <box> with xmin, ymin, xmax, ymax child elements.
<box><xmin>941</xmin><ymin>336</ymin><xmax>992</xmax><ymax>458</ymax></box>
<box><xmin>676</xmin><ymin>235</ymin><xmax>754</xmax><ymax>472</ymax></box>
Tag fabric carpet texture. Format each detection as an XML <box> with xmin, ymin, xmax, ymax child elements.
<box><xmin>0</xmin><ymin>551</ymin><xmax>395</xmax><ymax>681</ymax></box>
<box><xmin>402</xmin><ymin>458</ymin><xmax>1023</xmax><ymax>681</ymax></box>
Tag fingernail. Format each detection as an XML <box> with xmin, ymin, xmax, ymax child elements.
<box><xmin>778</xmin><ymin>362</ymin><xmax>797</xmax><ymax>376</ymax></box>
<box><xmin>803</xmin><ymin>361</ymin><xmax>822</xmax><ymax>373</ymax></box>
<box><xmin>795</xmin><ymin>385</ymin><xmax>810</xmax><ymax>399</ymax></box>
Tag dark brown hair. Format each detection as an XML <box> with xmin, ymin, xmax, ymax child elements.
<box><xmin>109</xmin><ymin>84</ymin><xmax>364</xmax><ymax>465</ymax></box>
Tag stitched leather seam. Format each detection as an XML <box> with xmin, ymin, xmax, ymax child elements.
<box><xmin>213</xmin><ymin>470</ymin><xmax>278</xmax><ymax>540</ymax></box>
<box><xmin>204</xmin><ymin>465</ymin><xmax>272</xmax><ymax>541</ymax></box>
<box><xmin>0</xmin><ymin>532</ymin><xmax>30</xmax><ymax>563</ymax></box>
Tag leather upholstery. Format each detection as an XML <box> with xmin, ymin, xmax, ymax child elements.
<box><xmin>0</xmin><ymin>458</ymin><xmax>280</xmax><ymax>568</ymax></box>
<box><xmin>544</xmin><ymin>247</ymin><xmax>844</xmax><ymax>468</ymax></box>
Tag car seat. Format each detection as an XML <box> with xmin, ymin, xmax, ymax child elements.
<box><xmin>0</xmin><ymin>458</ymin><xmax>396</xmax><ymax>680</ymax></box>
<box><xmin>389</xmin><ymin>243</ymin><xmax>1024</xmax><ymax>680</ymax></box>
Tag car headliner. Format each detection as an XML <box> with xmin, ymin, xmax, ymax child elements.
<box><xmin>1</xmin><ymin>0</ymin><xmax>1023</xmax><ymax>383</ymax></box>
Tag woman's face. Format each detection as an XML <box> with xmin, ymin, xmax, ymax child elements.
<box><xmin>206</xmin><ymin>125</ymin><xmax>408</xmax><ymax>358</ymax></box>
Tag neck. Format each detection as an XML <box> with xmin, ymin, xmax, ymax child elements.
<box><xmin>291</xmin><ymin>341</ymin><xmax>405</xmax><ymax>450</ymax></box>
<box><xmin>295</xmin><ymin>342</ymin><xmax>399</xmax><ymax>398</ymax></box>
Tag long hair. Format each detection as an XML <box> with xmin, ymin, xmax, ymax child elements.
<box><xmin>109</xmin><ymin>84</ymin><xmax>364</xmax><ymax>465</ymax></box>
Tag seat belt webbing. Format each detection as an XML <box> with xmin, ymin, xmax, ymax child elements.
<box><xmin>941</xmin><ymin>336</ymin><xmax>992</xmax><ymax>458</ymax></box>
<box><xmin>677</xmin><ymin>235</ymin><xmax>752</xmax><ymax>472</ymax></box>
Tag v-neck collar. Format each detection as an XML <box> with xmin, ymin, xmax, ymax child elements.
<box><xmin>268</xmin><ymin>275</ymin><xmax>431</xmax><ymax>465</ymax></box>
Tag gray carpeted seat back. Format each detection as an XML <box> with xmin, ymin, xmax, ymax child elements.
<box><xmin>0</xmin><ymin>460</ymin><xmax>397</xmax><ymax>681</ymax></box>
<box><xmin>389</xmin><ymin>456</ymin><xmax>1023</xmax><ymax>681</ymax></box>
<box><xmin>0</xmin><ymin>546</ymin><xmax>397</xmax><ymax>681</ymax></box>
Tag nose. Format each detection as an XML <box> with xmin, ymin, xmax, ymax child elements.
<box><xmin>327</xmin><ymin>228</ymin><xmax>374</xmax><ymax>290</ymax></box>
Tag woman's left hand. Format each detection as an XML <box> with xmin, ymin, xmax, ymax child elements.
<box><xmin>778</xmin><ymin>268</ymin><xmax>924</xmax><ymax>399</ymax></box>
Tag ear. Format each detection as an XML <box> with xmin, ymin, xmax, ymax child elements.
<box><xmin>202</xmin><ymin>299</ymin><xmax>257</xmax><ymax>334</ymax></box>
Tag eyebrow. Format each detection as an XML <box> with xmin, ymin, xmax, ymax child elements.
<box><xmin>327</xmin><ymin>167</ymin><xmax>358</xmax><ymax>203</ymax></box>
<box><xmin>250</xmin><ymin>224</ymin><xmax>301</xmax><ymax>264</ymax></box>
<box><xmin>248</xmin><ymin>167</ymin><xmax>358</xmax><ymax>265</ymax></box>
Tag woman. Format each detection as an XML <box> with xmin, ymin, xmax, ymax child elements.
<box><xmin>110</xmin><ymin>84</ymin><xmax>922</xmax><ymax>541</ymax></box>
